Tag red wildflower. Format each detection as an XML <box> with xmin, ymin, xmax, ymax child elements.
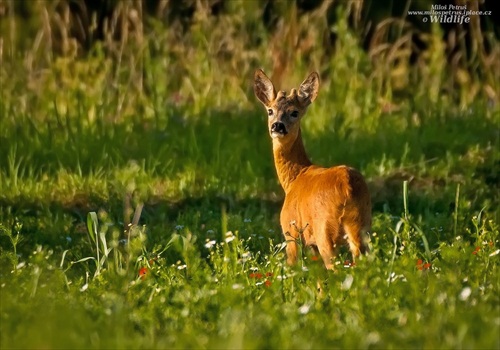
<box><xmin>472</xmin><ymin>246</ymin><xmax>481</xmax><ymax>255</ymax></box>
<box><xmin>139</xmin><ymin>267</ymin><xmax>148</xmax><ymax>280</ymax></box>
<box><xmin>489</xmin><ymin>241</ymin><xmax>494</xmax><ymax>247</ymax></box>
<box><xmin>249</xmin><ymin>272</ymin><xmax>263</xmax><ymax>279</ymax></box>
<box><xmin>310</xmin><ymin>256</ymin><xmax>319</xmax><ymax>261</ymax></box>
<box><xmin>264</xmin><ymin>280</ymin><xmax>272</xmax><ymax>287</ymax></box>
<box><xmin>417</xmin><ymin>259</ymin><xmax>431</xmax><ymax>270</ymax></box>
<box><xmin>266</xmin><ymin>272</ymin><xmax>273</xmax><ymax>277</ymax></box>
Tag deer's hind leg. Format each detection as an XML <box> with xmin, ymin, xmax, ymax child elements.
<box><xmin>343</xmin><ymin>220</ymin><xmax>370</xmax><ymax>259</ymax></box>
<box><xmin>315</xmin><ymin>220</ymin><xmax>341</xmax><ymax>270</ymax></box>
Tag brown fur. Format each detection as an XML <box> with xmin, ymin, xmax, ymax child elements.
<box><xmin>254</xmin><ymin>69</ymin><xmax>371</xmax><ymax>269</ymax></box>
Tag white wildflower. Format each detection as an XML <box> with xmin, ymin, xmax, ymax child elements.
<box><xmin>341</xmin><ymin>274</ymin><xmax>354</xmax><ymax>291</ymax></box>
<box><xmin>298</xmin><ymin>304</ymin><xmax>311</xmax><ymax>315</ymax></box>
<box><xmin>204</xmin><ymin>239</ymin><xmax>216</xmax><ymax>249</ymax></box>
<box><xmin>225</xmin><ymin>231</ymin><xmax>235</xmax><ymax>243</ymax></box>
<box><xmin>459</xmin><ymin>286</ymin><xmax>472</xmax><ymax>301</ymax></box>
<box><xmin>240</xmin><ymin>251</ymin><xmax>252</xmax><ymax>263</ymax></box>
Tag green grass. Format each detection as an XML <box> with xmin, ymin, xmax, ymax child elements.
<box><xmin>1</xmin><ymin>2</ymin><xmax>499</xmax><ymax>349</ymax></box>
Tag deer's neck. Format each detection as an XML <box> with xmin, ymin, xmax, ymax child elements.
<box><xmin>272</xmin><ymin>129</ymin><xmax>312</xmax><ymax>193</ymax></box>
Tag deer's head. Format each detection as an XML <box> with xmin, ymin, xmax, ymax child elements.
<box><xmin>254</xmin><ymin>69</ymin><xmax>319</xmax><ymax>145</ymax></box>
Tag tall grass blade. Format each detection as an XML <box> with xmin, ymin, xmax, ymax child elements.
<box><xmin>454</xmin><ymin>184</ymin><xmax>460</xmax><ymax>237</ymax></box>
<box><xmin>414</xmin><ymin>224</ymin><xmax>432</xmax><ymax>262</ymax></box>
<box><xmin>387</xmin><ymin>227</ymin><xmax>399</xmax><ymax>287</ymax></box>
<box><xmin>132</xmin><ymin>203</ymin><xmax>144</xmax><ymax>226</ymax></box>
<box><xmin>403</xmin><ymin>180</ymin><xmax>409</xmax><ymax>220</ymax></box>
<box><xmin>86</xmin><ymin>212</ymin><xmax>98</xmax><ymax>244</ymax></box>
<box><xmin>86</xmin><ymin>212</ymin><xmax>100</xmax><ymax>274</ymax></box>
<box><xmin>59</xmin><ymin>249</ymin><xmax>69</xmax><ymax>269</ymax></box>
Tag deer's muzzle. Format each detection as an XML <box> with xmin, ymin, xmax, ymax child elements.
<box><xmin>270</xmin><ymin>122</ymin><xmax>288</xmax><ymax>137</ymax></box>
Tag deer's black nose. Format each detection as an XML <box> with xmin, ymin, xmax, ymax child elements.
<box><xmin>271</xmin><ymin>122</ymin><xmax>287</xmax><ymax>135</ymax></box>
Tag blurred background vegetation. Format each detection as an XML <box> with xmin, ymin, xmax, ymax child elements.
<box><xmin>1</xmin><ymin>0</ymin><xmax>499</xmax><ymax>101</ymax></box>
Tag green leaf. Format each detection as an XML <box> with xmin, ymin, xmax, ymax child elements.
<box><xmin>86</xmin><ymin>212</ymin><xmax>98</xmax><ymax>244</ymax></box>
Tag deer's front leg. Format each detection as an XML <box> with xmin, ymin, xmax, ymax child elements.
<box><xmin>282</xmin><ymin>226</ymin><xmax>299</xmax><ymax>265</ymax></box>
<box><xmin>285</xmin><ymin>236</ymin><xmax>299</xmax><ymax>265</ymax></box>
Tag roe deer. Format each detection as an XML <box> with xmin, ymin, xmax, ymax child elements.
<box><xmin>254</xmin><ymin>69</ymin><xmax>371</xmax><ymax>269</ymax></box>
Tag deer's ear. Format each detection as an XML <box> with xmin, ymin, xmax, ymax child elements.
<box><xmin>298</xmin><ymin>72</ymin><xmax>319</xmax><ymax>106</ymax></box>
<box><xmin>254</xmin><ymin>69</ymin><xmax>276</xmax><ymax>106</ymax></box>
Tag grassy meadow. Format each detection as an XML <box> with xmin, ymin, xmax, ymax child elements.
<box><xmin>0</xmin><ymin>1</ymin><xmax>499</xmax><ymax>348</ymax></box>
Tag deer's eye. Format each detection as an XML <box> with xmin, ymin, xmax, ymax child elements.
<box><xmin>268</xmin><ymin>109</ymin><xmax>273</xmax><ymax>116</ymax></box>
<box><xmin>290</xmin><ymin>111</ymin><xmax>299</xmax><ymax>118</ymax></box>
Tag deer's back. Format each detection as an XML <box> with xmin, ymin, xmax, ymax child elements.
<box><xmin>283</xmin><ymin>165</ymin><xmax>371</xmax><ymax>226</ymax></box>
